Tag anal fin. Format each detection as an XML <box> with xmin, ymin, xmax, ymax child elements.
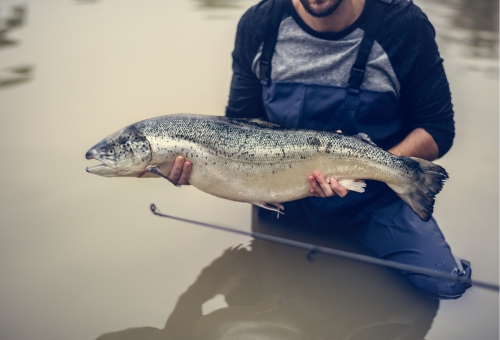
<box><xmin>146</xmin><ymin>166</ymin><xmax>181</xmax><ymax>187</ymax></box>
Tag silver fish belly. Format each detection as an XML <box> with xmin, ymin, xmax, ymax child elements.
<box><xmin>86</xmin><ymin>114</ymin><xmax>448</xmax><ymax>221</ymax></box>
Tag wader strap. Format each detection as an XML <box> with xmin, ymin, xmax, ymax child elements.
<box><xmin>260</xmin><ymin>0</ymin><xmax>286</xmax><ymax>83</ymax></box>
<box><xmin>345</xmin><ymin>0</ymin><xmax>390</xmax><ymax>109</ymax></box>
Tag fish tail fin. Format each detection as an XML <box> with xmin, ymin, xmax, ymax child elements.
<box><xmin>387</xmin><ymin>157</ymin><xmax>449</xmax><ymax>222</ymax></box>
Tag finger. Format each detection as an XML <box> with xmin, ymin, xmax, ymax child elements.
<box><xmin>312</xmin><ymin>171</ymin><xmax>335</xmax><ymax>197</ymax></box>
<box><xmin>178</xmin><ymin>161</ymin><xmax>192</xmax><ymax>185</ymax></box>
<box><xmin>308</xmin><ymin>176</ymin><xmax>326</xmax><ymax>198</ymax></box>
<box><xmin>330</xmin><ymin>178</ymin><xmax>349</xmax><ymax>197</ymax></box>
<box><xmin>168</xmin><ymin>156</ymin><xmax>185</xmax><ymax>182</ymax></box>
<box><xmin>309</xmin><ymin>188</ymin><xmax>321</xmax><ymax>198</ymax></box>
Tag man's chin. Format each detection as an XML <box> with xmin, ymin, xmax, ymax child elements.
<box><xmin>299</xmin><ymin>0</ymin><xmax>344</xmax><ymax>18</ymax></box>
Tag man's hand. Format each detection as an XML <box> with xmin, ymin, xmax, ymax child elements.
<box><xmin>308</xmin><ymin>171</ymin><xmax>349</xmax><ymax>198</ymax></box>
<box><xmin>168</xmin><ymin>156</ymin><xmax>192</xmax><ymax>185</ymax></box>
<box><xmin>308</xmin><ymin>129</ymin><xmax>349</xmax><ymax>198</ymax></box>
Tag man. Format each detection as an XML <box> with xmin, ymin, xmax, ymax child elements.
<box><xmin>168</xmin><ymin>0</ymin><xmax>471</xmax><ymax>299</ymax></box>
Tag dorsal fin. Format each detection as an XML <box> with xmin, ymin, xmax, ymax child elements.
<box><xmin>354</xmin><ymin>133</ymin><xmax>377</xmax><ymax>146</ymax></box>
<box><xmin>246</xmin><ymin>119</ymin><xmax>281</xmax><ymax>128</ymax></box>
<box><xmin>230</xmin><ymin>118</ymin><xmax>281</xmax><ymax>129</ymax></box>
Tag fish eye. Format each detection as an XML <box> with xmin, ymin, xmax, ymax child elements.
<box><xmin>107</xmin><ymin>148</ymin><xmax>115</xmax><ymax>155</ymax></box>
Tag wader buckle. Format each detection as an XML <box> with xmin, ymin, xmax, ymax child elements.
<box><xmin>348</xmin><ymin>67</ymin><xmax>365</xmax><ymax>89</ymax></box>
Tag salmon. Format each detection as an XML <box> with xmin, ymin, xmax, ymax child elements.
<box><xmin>85</xmin><ymin>114</ymin><xmax>448</xmax><ymax>221</ymax></box>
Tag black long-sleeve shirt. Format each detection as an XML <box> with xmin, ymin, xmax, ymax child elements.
<box><xmin>226</xmin><ymin>0</ymin><xmax>455</xmax><ymax>157</ymax></box>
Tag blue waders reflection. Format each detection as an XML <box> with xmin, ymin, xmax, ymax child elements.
<box><xmin>96</xmin><ymin>209</ymin><xmax>440</xmax><ymax>340</ymax></box>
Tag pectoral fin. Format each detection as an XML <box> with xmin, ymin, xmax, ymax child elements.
<box><xmin>146</xmin><ymin>166</ymin><xmax>181</xmax><ymax>187</ymax></box>
<box><xmin>338</xmin><ymin>179</ymin><xmax>366</xmax><ymax>193</ymax></box>
<box><xmin>252</xmin><ymin>202</ymin><xmax>285</xmax><ymax>219</ymax></box>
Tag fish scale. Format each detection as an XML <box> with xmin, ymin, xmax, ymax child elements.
<box><xmin>86</xmin><ymin>114</ymin><xmax>448</xmax><ymax>221</ymax></box>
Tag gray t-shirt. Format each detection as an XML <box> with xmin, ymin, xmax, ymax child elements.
<box><xmin>226</xmin><ymin>0</ymin><xmax>455</xmax><ymax>157</ymax></box>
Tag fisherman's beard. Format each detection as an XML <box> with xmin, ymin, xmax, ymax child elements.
<box><xmin>299</xmin><ymin>0</ymin><xmax>344</xmax><ymax>18</ymax></box>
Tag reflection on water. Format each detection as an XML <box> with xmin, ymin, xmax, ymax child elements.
<box><xmin>448</xmin><ymin>0</ymin><xmax>499</xmax><ymax>58</ymax></box>
<box><xmin>417</xmin><ymin>0</ymin><xmax>499</xmax><ymax>60</ymax></box>
<box><xmin>0</xmin><ymin>5</ymin><xmax>26</xmax><ymax>48</ymax></box>
<box><xmin>192</xmin><ymin>0</ymin><xmax>257</xmax><ymax>19</ymax></box>
<box><xmin>0</xmin><ymin>64</ymin><xmax>33</xmax><ymax>88</ymax></box>
<box><xmin>0</xmin><ymin>5</ymin><xmax>32</xmax><ymax>89</ymax></box>
<box><xmin>194</xmin><ymin>0</ymin><xmax>244</xmax><ymax>9</ymax></box>
<box><xmin>96</xmin><ymin>209</ymin><xmax>439</xmax><ymax>340</ymax></box>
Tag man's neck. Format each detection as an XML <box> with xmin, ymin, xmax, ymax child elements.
<box><xmin>292</xmin><ymin>0</ymin><xmax>366</xmax><ymax>33</ymax></box>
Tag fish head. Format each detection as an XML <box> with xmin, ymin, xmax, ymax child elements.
<box><xmin>85</xmin><ymin>125</ymin><xmax>151</xmax><ymax>177</ymax></box>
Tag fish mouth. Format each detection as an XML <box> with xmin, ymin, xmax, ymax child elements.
<box><xmin>86</xmin><ymin>158</ymin><xmax>145</xmax><ymax>177</ymax></box>
<box><xmin>85</xmin><ymin>148</ymin><xmax>116</xmax><ymax>174</ymax></box>
<box><xmin>86</xmin><ymin>158</ymin><xmax>119</xmax><ymax>176</ymax></box>
<box><xmin>86</xmin><ymin>163</ymin><xmax>108</xmax><ymax>173</ymax></box>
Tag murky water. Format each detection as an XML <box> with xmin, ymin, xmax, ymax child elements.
<box><xmin>0</xmin><ymin>0</ymin><xmax>498</xmax><ymax>339</ymax></box>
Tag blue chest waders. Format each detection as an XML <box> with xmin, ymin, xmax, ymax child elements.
<box><xmin>254</xmin><ymin>0</ymin><xmax>472</xmax><ymax>299</ymax></box>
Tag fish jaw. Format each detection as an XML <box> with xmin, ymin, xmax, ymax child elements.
<box><xmin>86</xmin><ymin>163</ymin><xmax>119</xmax><ymax>177</ymax></box>
<box><xmin>85</xmin><ymin>124</ymin><xmax>152</xmax><ymax>177</ymax></box>
<box><xmin>86</xmin><ymin>162</ymin><xmax>146</xmax><ymax>177</ymax></box>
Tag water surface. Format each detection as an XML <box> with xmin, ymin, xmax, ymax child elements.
<box><xmin>0</xmin><ymin>0</ymin><xmax>497</xmax><ymax>339</ymax></box>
